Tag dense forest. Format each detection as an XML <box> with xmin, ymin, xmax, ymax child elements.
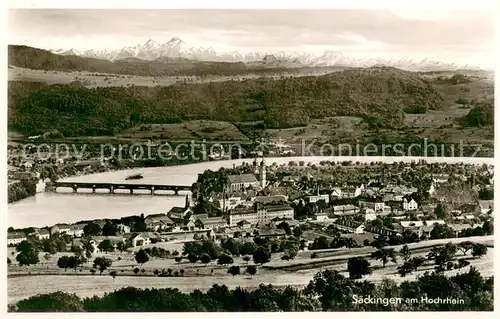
<box><xmin>12</xmin><ymin>268</ymin><xmax>493</xmax><ymax>311</ymax></box>
<box><xmin>8</xmin><ymin>67</ymin><xmax>443</xmax><ymax>137</ymax></box>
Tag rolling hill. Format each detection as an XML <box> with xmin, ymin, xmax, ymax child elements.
<box><xmin>8</xmin><ymin>67</ymin><xmax>443</xmax><ymax>137</ymax></box>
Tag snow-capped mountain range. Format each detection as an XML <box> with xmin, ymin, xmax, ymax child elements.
<box><xmin>50</xmin><ymin>37</ymin><xmax>481</xmax><ymax>71</ymax></box>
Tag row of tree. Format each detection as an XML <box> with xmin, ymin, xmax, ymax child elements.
<box><xmin>13</xmin><ymin>267</ymin><xmax>493</xmax><ymax>311</ymax></box>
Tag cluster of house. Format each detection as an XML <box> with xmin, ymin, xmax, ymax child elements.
<box><xmin>6</xmin><ymin>219</ymin><xmax>169</xmax><ymax>252</ymax></box>
<box><xmin>7</xmin><ymin>190</ymin><xmax>296</xmax><ymax>249</ymax></box>
<box><xmin>298</xmin><ymin>179</ymin><xmax>494</xmax><ymax>223</ymax></box>
<box><xmin>397</xmin><ymin>220</ymin><xmax>483</xmax><ymax>238</ymax></box>
<box><xmin>8</xmin><ymin>161</ymin><xmax>494</xmax><ymax>251</ymax></box>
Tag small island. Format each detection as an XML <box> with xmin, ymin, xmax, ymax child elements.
<box><xmin>125</xmin><ymin>173</ymin><xmax>143</xmax><ymax>180</ymax></box>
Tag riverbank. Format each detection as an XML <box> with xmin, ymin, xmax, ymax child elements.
<box><xmin>7</xmin><ymin>156</ymin><xmax>207</xmax><ymax>203</ymax></box>
<box><xmin>9</xmin><ymin>154</ymin><xmax>495</xmax><ymax>204</ymax></box>
<box><xmin>8</xmin><ymin>180</ymin><xmax>37</xmax><ymax>203</ymax></box>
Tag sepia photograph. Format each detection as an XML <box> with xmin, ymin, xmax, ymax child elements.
<box><xmin>5</xmin><ymin>5</ymin><xmax>495</xmax><ymax>312</ymax></box>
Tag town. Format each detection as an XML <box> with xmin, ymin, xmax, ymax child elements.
<box><xmin>8</xmin><ymin>159</ymin><xmax>493</xmax><ymax>270</ymax></box>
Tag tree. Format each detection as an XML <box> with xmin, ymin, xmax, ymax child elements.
<box><xmin>242</xmin><ymin>255</ymin><xmax>251</xmax><ymax>263</ymax></box>
<box><xmin>57</xmin><ymin>256</ymin><xmax>70</xmax><ymax>272</ymax></box>
<box><xmin>200</xmin><ymin>253</ymin><xmax>211</xmax><ymax>265</ymax></box>
<box><xmin>81</xmin><ymin>238</ymin><xmax>95</xmax><ymax>258</ymax></box>
<box><xmin>93</xmin><ymin>257</ymin><xmax>112</xmax><ymax>275</ymax></box>
<box><xmin>246</xmin><ymin>265</ymin><xmax>257</xmax><ymax>277</ymax></box>
<box><xmin>83</xmin><ymin>223</ymin><xmax>102</xmax><ymax>236</ymax></box>
<box><xmin>283</xmin><ymin>247</ymin><xmax>298</xmax><ymax>260</ymax></box>
<box><xmin>434</xmin><ymin>204</ymin><xmax>447</xmax><ymax>219</ymax></box>
<box><xmin>277</xmin><ymin>222</ymin><xmax>292</xmax><ymax>235</ymax></box>
<box><xmin>397</xmin><ymin>262</ymin><xmax>414</xmax><ymax>277</ymax></box>
<box><xmin>304</xmin><ymin>269</ymin><xmax>358</xmax><ymax>310</ymax></box>
<box><xmin>153</xmin><ymin>269</ymin><xmax>159</xmax><ymax>276</ymax></box>
<box><xmin>427</xmin><ymin>243</ymin><xmax>457</xmax><ymax>270</ymax></box>
<box><xmin>7</xmin><ymin>257</ymin><xmax>11</xmax><ymax>265</ymax></box>
<box><xmin>410</xmin><ymin>256</ymin><xmax>426</xmax><ymax>270</ymax></box>
<box><xmin>135</xmin><ymin>249</ymin><xmax>150</xmax><ymax>264</ymax></box>
<box><xmin>167</xmin><ymin>268</ymin><xmax>172</xmax><ymax>276</ymax></box>
<box><xmin>233</xmin><ymin>231</ymin><xmax>242</xmax><ymax>238</ymax></box>
<box><xmin>310</xmin><ymin>236</ymin><xmax>330</xmax><ymax>250</ymax></box>
<box><xmin>458</xmin><ymin>241</ymin><xmax>474</xmax><ymax>256</ymax></box>
<box><xmin>110</xmin><ymin>270</ymin><xmax>117</xmax><ymax>281</ymax></box>
<box><xmin>292</xmin><ymin>226</ymin><xmax>303</xmax><ymax>238</ymax></box>
<box><xmin>98</xmin><ymin>239</ymin><xmax>114</xmax><ymax>253</ymax></box>
<box><xmin>371</xmin><ymin>248</ymin><xmax>397</xmax><ymax>268</ymax></box>
<box><xmin>42</xmin><ymin>240</ymin><xmax>58</xmax><ymax>254</ymax></box>
<box><xmin>217</xmin><ymin>253</ymin><xmax>234</xmax><ymax>265</ymax></box>
<box><xmin>133</xmin><ymin>267</ymin><xmax>140</xmax><ymax>274</ymax></box>
<box><xmin>471</xmin><ymin>244</ymin><xmax>488</xmax><ymax>259</ymax></box>
<box><xmin>16</xmin><ymin>248</ymin><xmax>39</xmax><ymax>267</ymax></box>
<box><xmin>180</xmin><ymin>269</ymin><xmax>185</xmax><ymax>276</ymax></box>
<box><xmin>400</xmin><ymin>229</ymin><xmax>420</xmax><ymax>243</ymax></box>
<box><xmin>16</xmin><ymin>291</ymin><xmax>84</xmax><ymax>311</ymax></box>
<box><xmin>253</xmin><ymin>246</ymin><xmax>271</xmax><ymax>265</ymax></box>
<box><xmin>347</xmin><ymin>257</ymin><xmax>372</xmax><ymax>279</ymax></box>
<box><xmin>240</xmin><ymin>242</ymin><xmax>258</xmax><ymax>256</ymax></box>
<box><xmin>342</xmin><ymin>237</ymin><xmax>357</xmax><ymax>250</ymax></box>
<box><xmin>221</xmin><ymin>238</ymin><xmax>241</xmax><ymax>256</ymax></box>
<box><xmin>16</xmin><ymin>240</ymin><xmax>34</xmax><ymax>253</ymax></box>
<box><xmin>227</xmin><ymin>265</ymin><xmax>240</xmax><ymax>277</ymax></box>
<box><xmin>102</xmin><ymin>221</ymin><xmax>118</xmax><ymax>236</ymax></box>
<box><xmin>482</xmin><ymin>221</ymin><xmax>493</xmax><ymax>235</ymax></box>
<box><xmin>430</xmin><ymin>224</ymin><xmax>455</xmax><ymax>240</ymax></box>
<box><xmin>478</xmin><ymin>188</ymin><xmax>493</xmax><ymax>200</ymax></box>
<box><xmin>399</xmin><ymin>244</ymin><xmax>411</xmax><ymax>263</ymax></box>
<box><xmin>187</xmin><ymin>254</ymin><xmax>199</xmax><ymax>263</ymax></box>
<box><xmin>174</xmin><ymin>256</ymin><xmax>183</xmax><ymax>263</ymax></box>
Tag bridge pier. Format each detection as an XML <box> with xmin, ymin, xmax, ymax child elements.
<box><xmin>92</xmin><ymin>185</ymin><xmax>96</xmax><ymax>193</ymax></box>
<box><xmin>72</xmin><ymin>185</ymin><xmax>77</xmax><ymax>193</ymax></box>
<box><xmin>151</xmin><ymin>186</ymin><xmax>155</xmax><ymax>195</ymax></box>
<box><xmin>130</xmin><ymin>189</ymin><xmax>133</xmax><ymax>194</ymax></box>
<box><xmin>110</xmin><ymin>186</ymin><xmax>114</xmax><ymax>194</ymax></box>
<box><xmin>174</xmin><ymin>188</ymin><xmax>179</xmax><ymax>195</ymax></box>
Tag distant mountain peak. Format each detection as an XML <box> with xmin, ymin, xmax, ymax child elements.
<box><xmin>47</xmin><ymin>38</ymin><xmax>480</xmax><ymax>71</ymax></box>
<box><xmin>263</xmin><ymin>54</ymin><xmax>278</xmax><ymax>62</ymax></box>
<box><xmin>167</xmin><ymin>37</ymin><xmax>184</xmax><ymax>45</ymax></box>
<box><xmin>143</xmin><ymin>39</ymin><xmax>159</xmax><ymax>46</ymax></box>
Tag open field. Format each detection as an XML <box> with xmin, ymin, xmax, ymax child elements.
<box><xmin>117</xmin><ymin>120</ymin><xmax>250</xmax><ymax>141</ymax></box>
<box><xmin>8</xmin><ymin>66</ymin><xmax>244</xmax><ymax>87</ymax></box>
<box><xmin>7</xmin><ymin>236</ymin><xmax>493</xmax><ymax>304</ymax></box>
<box><xmin>8</xmin><ymin>66</ymin><xmax>336</xmax><ymax>88</ymax></box>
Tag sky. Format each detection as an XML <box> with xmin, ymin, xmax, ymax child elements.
<box><xmin>8</xmin><ymin>9</ymin><xmax>495</xmax><ymax>67</ymax></box>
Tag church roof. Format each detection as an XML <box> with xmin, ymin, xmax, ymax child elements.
<box><xmin>228</xmin><ymin>174</ymin><xmax>258</xmax><ymax>184</ymax></box>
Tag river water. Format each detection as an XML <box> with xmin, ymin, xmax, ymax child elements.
<box><xmin>8</xmin><ymin>156</ymin><xmax>493</xmax><ymax>228</ymax></box>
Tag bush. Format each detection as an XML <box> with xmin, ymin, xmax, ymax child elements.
<box><xmin>457</xmin><ymin>258</ymin><xmax>471</xmax><ymax>268</ymax></box>
<box><xmin>404</xmin><ymin>105</ymin><xmax>427</xmax><ymax>114</ymax></box>
<box><xmin>16</xmin><ymin>292</ymin><xmax>84</xmax><ymax>312</ymax></box>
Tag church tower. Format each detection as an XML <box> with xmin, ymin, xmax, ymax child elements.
<box><xmin>259</xmin><ymin>159</ymin><xmax>266</xmax><ymax>188</ymax></box>
<box><xmin>185</xmin><ymin>192</ymin><xmax>194</xmax><ymax>208</ymax></box>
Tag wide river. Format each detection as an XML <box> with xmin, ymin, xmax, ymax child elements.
<box><xmin>8</xmin><ymin>156</ymin><xmax>493</xmax><ymax>228</ymax></box>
